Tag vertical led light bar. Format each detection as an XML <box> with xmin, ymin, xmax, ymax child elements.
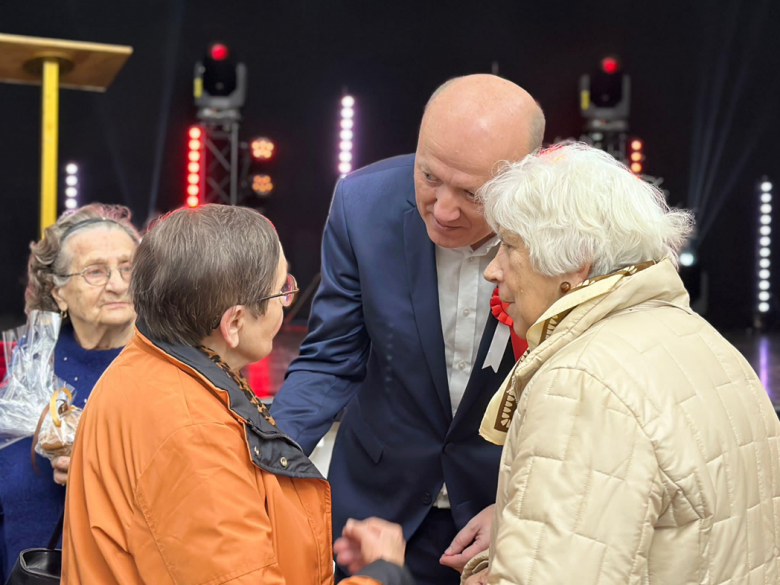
<box><xmin>339</xmin><ymin>95</ymin><xmax>354</xmax><ymax>177</ymax></box>
<box><xmin>64</xmin><ymin>163</ymin><xmax>79</xmax><ymax>210</ymax></box>
<box><xmin>187</xmin><ymin>126</ymin><xmax>203</xmax><ymax>207</ymax></box>
<box><xmin>629</xmin><ymin>139</ymin><xmax>643</xmax><ymax>175</ymax></box>
<box><xmin>758</xmin><ymin>177</ymin><xmax>773</xmax><ymax>315</ymax></box>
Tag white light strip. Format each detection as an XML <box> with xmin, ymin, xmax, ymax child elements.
<box><xmin>339</xmin><ymin>95</ymin><xmax>354</xmax><ymax>177</ymax></box>
<box><xmin>758</xmin><ymin>177</ymin><xmax>773</xmax><ymax>313</ymax></box>
<box><xmin>64</xmin><ymin>163</ymin><xmax>79</xmax><ymax>210</ymax></box>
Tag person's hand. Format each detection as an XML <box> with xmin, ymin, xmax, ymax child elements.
<box><xmin>464</xmin><ymin>569</ymin><xmax>490</xmax><ymax>584</ymax></box>
<box><xmin>333</xmin><ymin>517</ymin><xmax>406</xmax><ymax>574</ymax></box>
<box><xmin>51</xmin><ymin>456</ymin><xmax>70</xmax><ymax>486</ymax></box>
<box><xmin>439</xmin><ymin>504</ymin><xmax>495</xmax><ymax>572</ymax></box>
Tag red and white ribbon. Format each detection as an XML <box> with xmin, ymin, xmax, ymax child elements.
<box><xmin>482</xmin><ymin>288</ymin><xmax>528</xmax><ymax>372</ymax></box>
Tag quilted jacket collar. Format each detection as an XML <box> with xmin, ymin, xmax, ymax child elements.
<box><xmin>134</xmin><ymin>318</ymin><xmax>323</xmax><ymax>480</ymax></box>
<box><xmin>480</xmin><ymin>258</ymin><xmax>690</xmax><ymax>445</ymax></box>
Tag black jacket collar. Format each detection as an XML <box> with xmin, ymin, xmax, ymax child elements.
<box><xmin>136</xmin><ymin>318</ymin><xmax>323</xmax><ymax>481</ymax></box>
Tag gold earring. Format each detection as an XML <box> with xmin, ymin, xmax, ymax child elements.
<box><xmin>560</xmin><ymin>282</ymin><xmax>571</xmax><ymax>293</ymax></box>
<box><xmin>60</xmin><ymin>309</ymin><xmax>68</xmax><ymax>320</ymax></box>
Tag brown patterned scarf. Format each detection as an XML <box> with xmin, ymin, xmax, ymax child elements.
<box><xmin>197</xmin><ymin>345</ymin><xmax>276</xmax><ymax>426</ymax></box>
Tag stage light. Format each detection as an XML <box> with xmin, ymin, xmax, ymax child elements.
<box><xmin>65</xmin><ymin>163</ymin><xmax>78</xmax><ymax>175</ymax></box>
<box><xmin>760</xmin><ymin>291</ymin><xmax>771</xmax><ymax>301</ymax></box>
<box><xmin>251</xmin><ymin>174</ymin><xmax>273</xmax><ymax>196</ymax></box>
<box><xmin>186</xmin><ymin>126</ymin><xmax>203</xmax><ymax>206</ymax></box>
<box><xmin>760</xmin><ymin>248</ymin><xmax>771</xmax><ymax>257</ymax></box>
<box><xmin>630</xmin><ymin>152</ymin><xmax>642</xmax><ymax>162</ymax></box>
<box><xmin>760</xmin><ymin>269</ymin><xmax>771</xmax><ymax>280</ymax></box>
<box><xmin>761</xmin><ymin>215</ymin><xmax>771</xmax><ymax>225</ymax></box>
<box><xmin>339</xmin><ymin>95</ymin><xmax>355</xmax><ymax>177</ymax></box>
<box><xmin>66</xmin><ymin>175</ymin><xmax>77</xmax><ymax>186</ymax></box>
<box><xmin>761</xmin><ymin>237</ymin><xmax>771</xmax><ymax>247</ymax></box>
<box><xmin>762</xmin><ymin>204</ymin><xmax>772</xmax><ymax>214</ymax></box>
<box><xmin>65</xmin><ymin>199</ymin><xmax>78</xmax><ymax>210</ymax></box>
<box><xmin>759</xmin><ymin>302</ymin><xmax>770</xmax><ymax>313</ymax></box>
<box><xmin>631</xmin><ymin>162</ymin><xmax>642</xmax><ymax>174</ymax></box>
<box><xmin>756</xmin><ymin>176</ymin><xmax>773</xmax><ymax>323</ymax></box>
<box><xmin>762</xmin><ymin>193</ymin><xmax>772</xmax><ymax>203</ymax></box>
<box><xmin>760</xmin><ymin>259</ymin><xmax>771</xmax><ymax>268</ymax></box>
<box><xmin>65</xmin><ymin>187</ymin><xmax>77</xmax><ymax>197</ymax></box>
<box><xmin>762</xmin><ymin>181</ymin><xmax>773</xmax><ymax>192</ymax></box>
<box><xmin>62</xmin><ymin>162</ymin><xmax>79</xmax><ymax>210</ymax></box>
<box><xmin>761</xmin><ymin>226</ymin><xmax>772</xmax><ymax>236</ymax></box>
<box><xmin>631</xmin><ymin>140</ymin><xmax>642</xmax><ymax>151</ymax></box>
<box><xmin>210</xmin><ymin>43</ymin><xmax>229</xmax><ymax>62</ymax></box>
<box><xmin>679</xmin><ymin>252</ymin><xmax>695</xmax><ymax>267</ymax></box>
<box><xmin>601</xmin><ymin>57</ymin><xmax>619</xmax><ymax>74</ymax></box>
<box><xmin>760</xmin><ymin>280</ymin><xmax>770</xmax><ymax>290</ymax></box>
<box><xmin>251</xmin><ymin>138</ymin><xmax>274</xmax><ymax>160</ymax></box>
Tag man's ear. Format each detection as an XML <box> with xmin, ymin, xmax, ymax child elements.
<box><xmin>218</xmin><ymin>306</ymin><xmax>245</xmax><ymax>349</ymax></box>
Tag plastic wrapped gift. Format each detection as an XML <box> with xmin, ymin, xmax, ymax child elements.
<box><xmin>0</xmin><ymin>311</ymin><xmax>75</xmax><ymax>450</ymax></box>
<box><xmin>34</xmin><ymin>387</ymin><xmax>82</xmax><ymax>460</ymax></box>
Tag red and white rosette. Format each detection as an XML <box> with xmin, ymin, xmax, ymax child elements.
<box><xmin>483</xmin><ymin>288</ymin><xmax>528</xmax><ymax>372</ymax></box>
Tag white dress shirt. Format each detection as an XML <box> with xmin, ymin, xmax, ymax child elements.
<box><xmin>434</xmin><ymin>235</ymin><xmax>500</xmax><ymax>508</ymax></box>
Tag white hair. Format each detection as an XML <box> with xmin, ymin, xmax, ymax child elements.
<box><xmin>478</xmin><ymin>143</ymin><xmax>694</xmax><ymax>278</ymax></box>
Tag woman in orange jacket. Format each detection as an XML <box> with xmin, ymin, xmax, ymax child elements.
<box><xmin>62</xmin><ymin>204</ymin><xmax>413</xmax><ymax>585</ymax></box>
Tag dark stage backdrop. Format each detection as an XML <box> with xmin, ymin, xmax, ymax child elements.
<box><xmin>0</xmin><ymin>0</ymin><xmax>778</xmax><ymax>329</ymax></box>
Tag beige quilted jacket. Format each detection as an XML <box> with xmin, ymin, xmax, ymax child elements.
<box><xmin>466</xmin><ymin>259</ymin><xmax>780</xmax><ymax>584</ymax></box>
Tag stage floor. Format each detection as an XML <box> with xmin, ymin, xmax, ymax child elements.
<box><xmin>248</xmin><ymin>325</ymin><xmax>780</xmax><ymax>410</ymax></box>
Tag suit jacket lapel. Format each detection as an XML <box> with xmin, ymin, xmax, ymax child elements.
<box><xmin>448</xmin><ymin>313</ymin><xmax>514</xmax><ymax>439</ymax></box>
<box><xmin>403</xmin><ymin>207</ymin><xmax>452</xmax><ymax>423</ymax></box>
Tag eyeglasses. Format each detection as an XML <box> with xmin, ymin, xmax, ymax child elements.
<box><xmin>60</xmin><ymin>263</ymin><xmax>132</xmax><ymax>287</ymax></box>
<box><xmin>260</xmin><ymin>274</ymin><xmax>299</xmax><ymax>307</ymax></box>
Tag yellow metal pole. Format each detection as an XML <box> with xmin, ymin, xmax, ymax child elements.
<box><xmin>40</xmin><ymin>59</ymin><xmax>59</xmax><ymax>236</ymax></box>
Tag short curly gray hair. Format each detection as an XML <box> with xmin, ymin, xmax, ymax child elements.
<box><xmin>479</xmin><ymin>143</ymin><xmax>694</xmax><ymax>278</ymax></box>
<box><xmin>25</xmin><ymin>204</ymin><xmax>140</xmax><ymax>314</ymax></box>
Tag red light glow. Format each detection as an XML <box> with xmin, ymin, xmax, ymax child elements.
<box><xmin>210</xmin><ymin>43</ymin><xmax>229</xmax><ymax>61</ymax></box>
<box><xmin>188</xmin><ymin>162</ymin><xmax>200</xmax><ymax>173</ymax></box>
<box><xmin>601</xmin><ymin>57</ymin><xmax>619</xmax><ymax>74</ymax></box>
<box><xmin>188</xmin><ymin>151</ymin><xmax>200</xmax><ymax>162</ymax></box>
<box><xmin>188</xmin><ymin>140</ymin><xmax>201</xmax><ymax>151</ymax></box>
<box><xmin>631</xmin><ymin>162</ymin><xmax>643</xmax><ymax>173</ymax></box>
<box><xmin>631</xmin><ymin>140</ymin><xmax>643</xmax><ymax>151</ymax></box>
<box><xmin>187</xmin><ymin>185</ymin><xmax>199</xmax><ymax>196</ymax></box>
<box><xmin>187</xmin><ymin>174</ymin><xmax>199</xmax><ymax>184</ymax></box>
<box><xmin>187</xmin><ymin>195</ymin><xmax>200</xmax><ymax>207</ymax></box>
<box><xmin>189</xmin><ymin>127</ymin><xmax>202</xmax><ymax>139</ymax></box>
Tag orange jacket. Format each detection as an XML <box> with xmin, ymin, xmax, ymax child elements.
<box><xmin>62</xmin><ymin>322</ymin><xmax>412</xmax><ymax>585</ymax></box>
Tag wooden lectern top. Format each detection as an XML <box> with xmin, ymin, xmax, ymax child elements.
<box><xmin>0</xmin><ymin>33</ymin><xmax>132</xmax><ymax>92</ymax></box>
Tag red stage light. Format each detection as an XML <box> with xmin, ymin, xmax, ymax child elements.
<box><xmin>188</xmin><ymin>151</ymin><xmax>200</xmax><ymax>162</ymax></box>
<box><xmin>187</xmin><ymin>185</ymin><xmax>199</xmax><ymax>196</ymax></box>
<box><xmin>631</xmin><ymin>162</ymin><xmax>643</xmax><ymax>173</ymax></box>
<box><xmin>631</xmin><ymin>139</ymin><xmax>643</xmax><ymax>151</ymax></box>
<box><xmin>601</xmin><ymin>57</ymin><xmax>619</xmax><ymax>74</ymax></box>
<box><xmin>187</xmin><ymin>173</ymin><xmax>199</xmax><ymax>184</ymax></box>
<box><xmin>189</xmin><ymin>127</ymin><xmax>202</xmax><ymax>140</ymax></box>
<box><xmin>188</xmin><ymin>139</ymin><xmax>201</xmax><ymax>151</ymax></box>
<box><xmin>187</xmin><ymin>195</ymin><xmax>199</xmax><ymax>207</ymax></box>
<box><xmin>188</xmin><ymin>162</ymin><xmax>200</xmax><ymax>173</ymax></box>
<box><xmin>210</xmin><ymin>43</ymin><xmax>229</xmax><ymax>61</ymax></box>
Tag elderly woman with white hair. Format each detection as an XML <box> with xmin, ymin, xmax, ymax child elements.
<box><xmin>461</xmin><ymin>144</ymin><xmax>780</xmax><ymax>585</ymax></box>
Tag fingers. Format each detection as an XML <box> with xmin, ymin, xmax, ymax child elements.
<box><xmin>444</xmin><ymin>519</ymin><xmax>479</xmax><ymax>555</ymax></box>
<box><xmin>51</xmin><ymin>456</ymin><xmax>70</xmax><ymax>471</ymax></box>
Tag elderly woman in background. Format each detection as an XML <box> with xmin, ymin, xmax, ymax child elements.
<box><xmin>0</xmin><ymin>204</ymin><xmax>139</xmax><ymax>580</ymax></box>
<box><xmin>461</xmin><ymin>144</ymin><xmax>780</xmax><ymax>585</ymax></box>
<box><xmin>62</xmin><ymin>204</ymin><xmax>413</xmax><ymax>585</ymax></box>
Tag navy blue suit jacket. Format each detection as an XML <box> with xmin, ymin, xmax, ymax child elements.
<box><xmin>270</xmin><ymin>154</ymin><xmax>515</xmax><ymax>541</ymax></box>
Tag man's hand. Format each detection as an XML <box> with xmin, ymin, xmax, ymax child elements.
<box><xmin>439</xmin><ymin>504</ymin><xmax>495</xmax><ymax>572</ymax></box>
<box><xmin>334</xmin><ymin>517</ymin><xmax>406</xmax><ymax>574</ymax></box>
<box><xmin>51</xmin><ymin>456</ymin><xmax>70</xmax><ymax>486</ymax></box>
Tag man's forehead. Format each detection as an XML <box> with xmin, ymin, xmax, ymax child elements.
<box><xmin>417</xmin><ymin>148</ymin><xmax>491</xmax><ymax>187</ymax></box>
